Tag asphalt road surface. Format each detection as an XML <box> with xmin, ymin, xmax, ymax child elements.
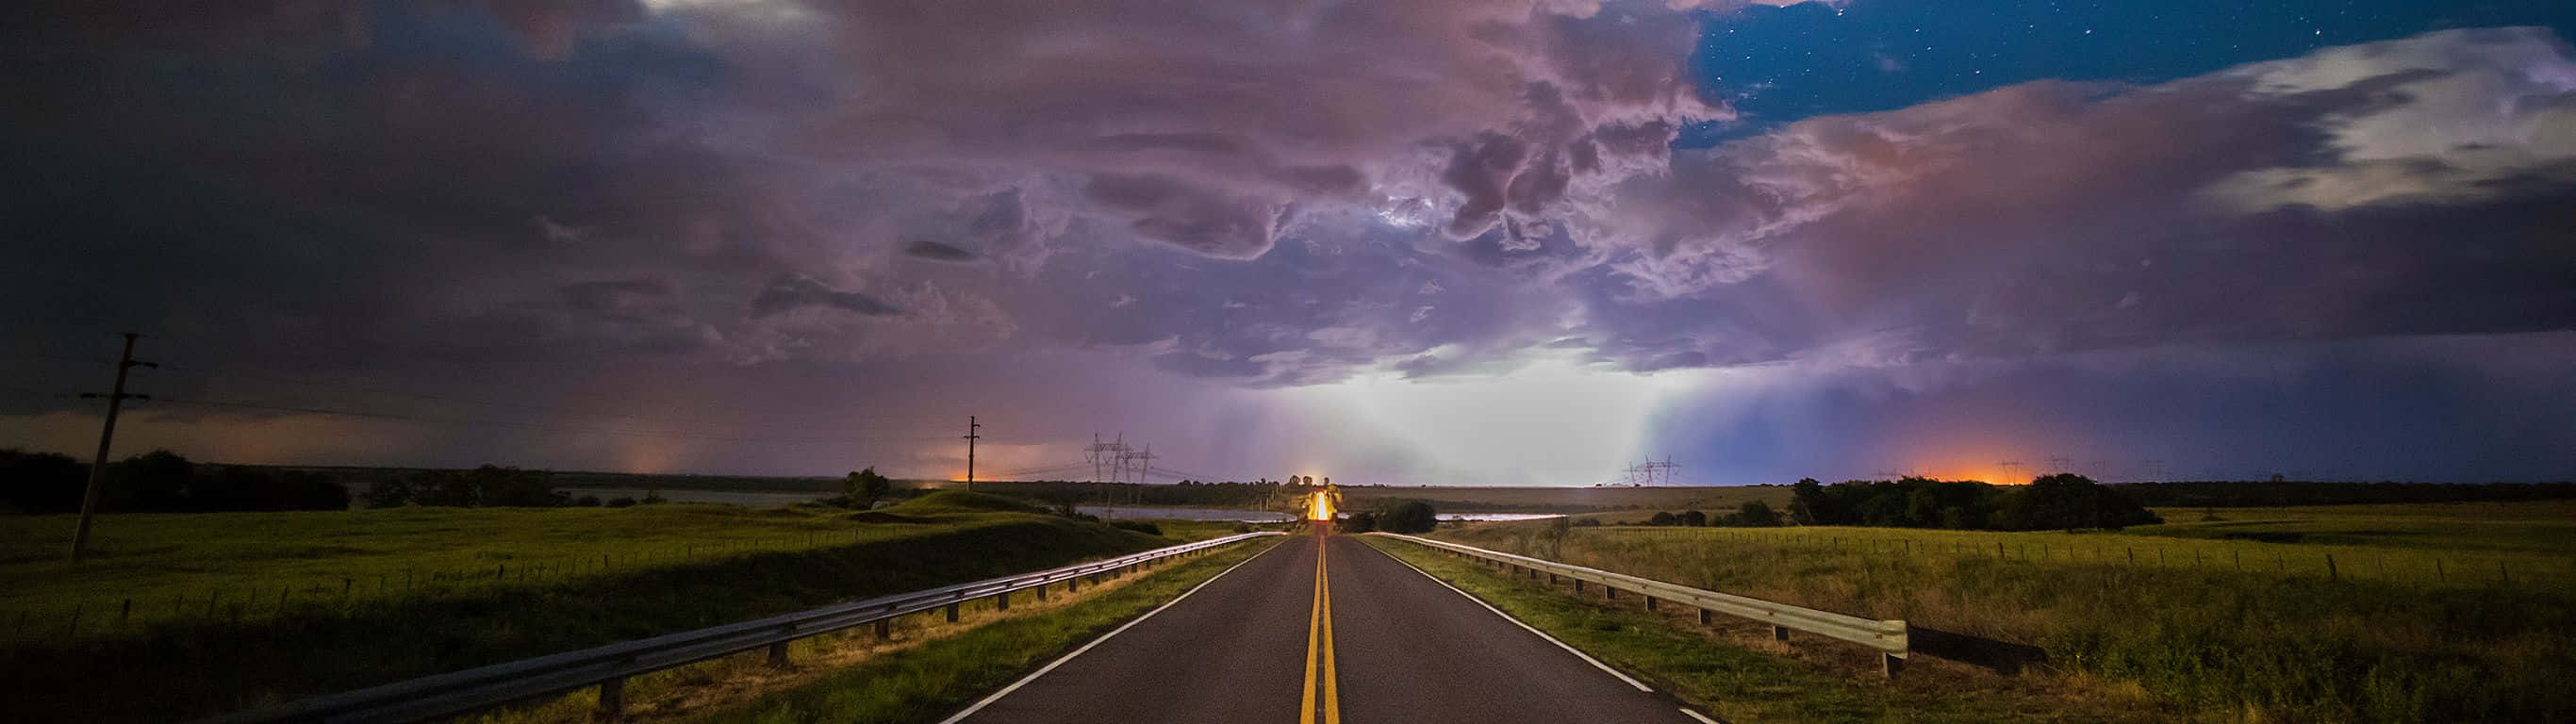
<box><xmin>946</xmin><ymin>531</ymin><xmax>1713</xmax><ymax>724</ymax></box>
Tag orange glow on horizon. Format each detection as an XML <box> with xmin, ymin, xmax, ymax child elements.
<box><xmin>1306</xmin><ymin>488</ymin><xmax>1337</xmax><ymax>520</ymax></box>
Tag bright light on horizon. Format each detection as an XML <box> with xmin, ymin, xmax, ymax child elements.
<box><xmin>1287</xmin><ymin>356</ymin><xmax>1709</xmax><ymax>485</ymax></box>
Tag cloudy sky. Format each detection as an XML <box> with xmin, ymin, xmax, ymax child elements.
<box><xmin>4</xmin><ymin>0</ymin><xmax>2573</xmax><ymax>485</ymax></box>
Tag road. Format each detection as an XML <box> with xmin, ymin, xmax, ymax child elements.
<box><xmin>945</xmin><ymin>531</ymin><xmax>1712</xmax><ymax>724</ymax></box>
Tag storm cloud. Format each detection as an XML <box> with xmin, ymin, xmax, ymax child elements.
<box><xmin>3</xmin><ymin>2</ymin><xmax>2572</xmax><ymax>482</ymax></box>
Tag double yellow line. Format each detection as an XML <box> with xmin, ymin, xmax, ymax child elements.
<box><xmin>1300</xmin><ymin>536</ymin><xmax>1342</xmax><ymax>724</ymax></box>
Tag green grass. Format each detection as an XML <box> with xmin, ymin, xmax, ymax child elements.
<box><xmin>1</xmin><ymin>502</ymin><xmax>945</xmax><ymax>639</ymax></box>
<box><xmin>0</xmin><ymin>492</ymin><xmax>1181</xmax><ymax>722</ymax></box>
<box><xmin>1429</xmin><ymin>501</ymin><xmax>2576</xmax><ymax>722</ymax></box>
<box><xmin>702</xmin><ymin>535</ymin><xmax>1282</xmax><ymax>724</ymax></box>
<box><xmin>1361</xmin><ymin>535</ymin><xmax>2172</xmax><ymax>723</ymax></box>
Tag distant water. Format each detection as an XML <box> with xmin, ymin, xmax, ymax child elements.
<box><xmin>1441</xmin><ymin>513</ymin><xmax>1563</xmax><ymax>521</ymax></box>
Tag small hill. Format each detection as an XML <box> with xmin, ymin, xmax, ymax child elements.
<box><xmin>887</xmin><ymin>490</ymin><xmax>1050</xmax><ymax>516</ymax></box>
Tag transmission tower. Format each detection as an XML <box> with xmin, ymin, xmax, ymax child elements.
<box><xmin>1638</xmin><ymin>456</ymin><xmax>1679</xmax><ymax>486</ymax></box>
<box><xmin>1086</xmin><ymin>433</ymin><xmax>1131</xmax><ymax>504</ymax></box>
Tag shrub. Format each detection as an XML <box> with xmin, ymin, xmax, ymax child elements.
<box><xmin>1378</xmin><ymin>500</ymin><xmax>1438</xmax><ymax>534</ymax></box>
<box><xmin>1340</xmin><ymin>511</ymin><xmax>1378</xmax><ymax>533</ymax></box>
<box><xmin>844</xmin><ymin>468</ymin><xmax>894</xmax><ymax>508</ymax></box>
<box><xmin>573</xmin><ymin>495</ymin><xmax>603</xmax><ymax>507</ymax></box>
<box><xmin>605</xmin><ymin>497</ymin><xmax>638</xmax><ymax>508</ymax></box>
<box><xmin>1736</xmin><ymin>500</ymin><xmax>1782</xmax><ymax>527</ymax></box>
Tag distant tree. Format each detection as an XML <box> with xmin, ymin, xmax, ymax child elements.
<box><xmin>641</xmin><ymin>489</ymin><xmax>669</xmax><ymax>505</ymax></box>
<box><xmin>1339</xmin><ymin>511</ymin><xmax>1378</xmax><ymax>533</ymax></box>
<box><xmin>0</xmin><ymin>449</ymin><xmax>85</xmax><ymax>514</ymax></box>
<box><xmin>1787</xmin><ymin>478</ymin><xmax>1834</xmax><ymax>525</ymax></box>
<box><xmin>410</xmin><ymin>469</ymin><xmax>477</xmax><ymax>506</ymax></box>
<box><xmin>472</xmin><ymin>466</ymin><xmax>566</xmax><ymax>507</ymax></box>
<box><xmin>1677</xmin><ymin>510</ymin><xmax>1708</xmax><ymax>527</ymax></box>
<box><xmin>573</xmin><ymin>495</ymin><xmax>603</xmax><ymax>507</ymax></box>
<box><xmin>1378</xmin><ymin>500</ymin><xmax>1438</xmax><ymax>534</ymax></box>
<box><xmin>845</xmin><ymin>468</ymin><xmax>893</xmax><ymax>508</ymax></box>
<box><xmin>104</xmin><ymin>450</ymin><xmax>193</xmax><ymax>512</ymax></box>
<box><xmin>605</xmin><ymin>496</ymin><xmax>638</xmax><ymax>508</ymax></box>
<box><xmin>1736</xmin><ymin>501</ymin><xmax>1782</xmax><ymax>527</ymax></box>
<box><xmin>1646</xmin><ymin>511</ymin><xmax>1678</xmax><ymax>526</ymax></box>
<box><xmin>361</xmin><ymin>478</ymin><xmax>416</xmax><ymax>508</ymax></box>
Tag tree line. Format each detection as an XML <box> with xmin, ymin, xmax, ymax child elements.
<box><xmin>1790</xmin><ymin>474</ymin><xmax>2161</xmax><ymax>531</ymax></box>
<box><xmin>1338</xmin><ymin>499</ymin><xmax>1439</xmax><ymax>534</ymax></box>
<box><xmin>0</xmin><ymin>449</ymin><xmax>348</xmax><ymax>513</ymax></box>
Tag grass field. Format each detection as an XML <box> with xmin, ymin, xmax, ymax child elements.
<box><xmin>1362</xmin><ymin>535</ymin><xmax>2182</xmax><ymax>724</ymax></box>
<box><xmin>1428</xmin><ymin>502</ymin><xmax>2576</xmax><ymax>722</ymax></box>
<box><xmin>0</xmin><ymin>492</ymin><xmax>1183</xmax><ymax>722</ymax></box>
<box><xmin>3</xmin><ymin>502</ymin><xmax>938</xmax><ymax>641</ymax></box>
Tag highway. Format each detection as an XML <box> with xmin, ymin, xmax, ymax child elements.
<box><xmin>945</xmin><ymin>531</ymin><xmax>1713</xmax><ymax>724</ymax></box>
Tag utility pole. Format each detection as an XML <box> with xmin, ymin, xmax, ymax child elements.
<box><xmin>963</xmin><ymin>416</ymin><xmax>981</xmax><ymax>491</ymax></box>
<box><xmin>71</xmin><ymin>333</ymin><xmax>154</xmax><ymax>563</ymax></box>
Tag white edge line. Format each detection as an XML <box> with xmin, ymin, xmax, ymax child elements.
<box><xmin>935</xmin><ymin>538</ymin><xmax>1286</xmax><ymax>724</ymax></box>
<box><xmin>1364</xmin><ymin>539</ymin><xmax>1656</xmax><ymax>693</ymax></box>
<box><xmin>1680</xmin><ymin>707</ymin><xmax>1721</xmax><ymax>723</ymax></box>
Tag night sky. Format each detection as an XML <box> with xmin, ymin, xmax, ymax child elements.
<box><xmin>3</xmin><ymin>0</ymin><xmax>2572</xmax><ymax>485</ymax></box>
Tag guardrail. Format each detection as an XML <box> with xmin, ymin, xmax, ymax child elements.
<box><xmin>205</xmin><ymin>531</ymin><xmax>1284</xmax><ymax>723</ymax></box>
<box><xmin>1369</xmin><ymin>533</ymin><xmax>1910</xmax><ymax>676</ymax></box>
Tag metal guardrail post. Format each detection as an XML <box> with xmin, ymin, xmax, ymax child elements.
<box><xmin>594</xmin><ymin>677</ymin><xmax>624</xmax><ymax>722</ymax></box>
<box><xmin>996</xmin><ymin>590</ymin><xmax>1010</xmax><ymax>611</ymax></box>
<box><xmin>767</xmin><ymin>641</ymin><xmax>789</xmax><ymax>668</ymax></box>
<box><xmin>1369</xmin><ymin>533</ymin><xmax>1907</xmax><ymax>676</ymax></box>
<box><xmin>1035</xmin><ymin>583</ymin><xmax>1049</xmax><ymax>601</ymax></box>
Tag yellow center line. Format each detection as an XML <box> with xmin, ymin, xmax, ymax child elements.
<box><xmin>1321</xmin><ymin>538</ymin><xmax>1340</xmax><ymax>724</ymax></box>
<box><xmin>1301</xmin><ymin>535</ymin><xmax>1342</xmax><ymax>724</ymax></box>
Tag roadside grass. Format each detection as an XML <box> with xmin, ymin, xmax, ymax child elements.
<box><xmin>0</xmin><ymin>492</ymin><xmax>1180</xmax><ymax>722</ymax></box>
<box><xmin>695</xmin><ymin>535</ymin><xmax>1283</xmax><ymax>724</ymax></box>
<box><xmin>1360</xmin><ymin>535</ymin><xmax>2172</xmax><ymax>724</ymax></box>
<box><xmin>1429</xmin><ymin>501</ymin><xmax>2576</xmax><ymax>722</ymax></box>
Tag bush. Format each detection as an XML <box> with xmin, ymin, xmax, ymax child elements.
<box><xmin>604</xmin><ymin>497</ymin><xmax>638</xmax><ymax>508</ymax></box>
<box><xmin>1339</xmin><ymin>511</ymin><xmax>1378</xmax><ymax>533</ymax></box>
<box><xmin>1378</xmin><ymin>500</ymin><xmax>1438</xmax><ymax>534</ymax></box>
<box><xmin>844</xmin><ymin>468</ymin><xmax>894</xmax><ymax>508</ymax></box>
<box><xmin>640</xmin><ymin>489</ymin><xmax>669</xmax><ymax>505</ymax></box>
<box><xmin>1735</xmin><ymin>501</ymin><xmax>1782</xmax><ymax>527</ymax></box>
<box><xmin>573</xmin><ymin>495</ymin><xmax>603</xmax><ymax>507</ymax></box>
